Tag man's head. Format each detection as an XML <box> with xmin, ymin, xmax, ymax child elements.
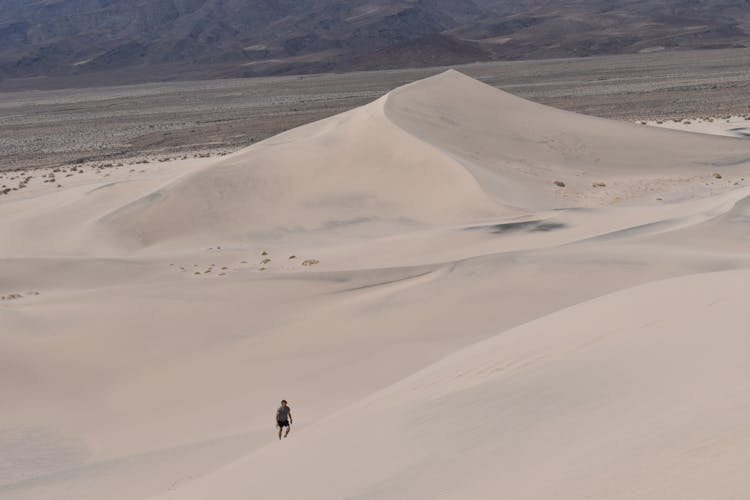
<box><xmin>281</xmin><ymin>400</ymin><xmax>287</xmax><ymax>406</ymax></box>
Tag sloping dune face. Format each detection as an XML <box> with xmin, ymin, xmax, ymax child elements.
<box><xmin>172</xmin><ymin>271</ymin><xmax>750</xmax><ymax>500</ymax></box>
<box><xmin>3</xmin><ymin>71</ymin><xmax>750</xmax><ymax>500</ymax></box>
<box><xmin>99</xmin><ymin>86</ymin><xmax>509</xmax><ymax>250</ymax></box>
<box><xmin>385</xmin><ymin>70</ymin><xmax>750</xmax><ymax>207</ymax></box>
<box><xmin>99</xmin><ymin>70</ymin><xmax>750</xmax><ymax>251</ymax></box>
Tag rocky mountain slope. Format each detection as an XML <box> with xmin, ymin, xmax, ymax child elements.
<box><xmin>1</xmin><ymin>0</ymin><xmax>749</xmax><ymax>84</ymax></box>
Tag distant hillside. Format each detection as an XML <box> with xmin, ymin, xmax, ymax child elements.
<box><xmin>1</xmin><ymin>0</ymin><xmax>749</xmax><ymax>86</ymax></box>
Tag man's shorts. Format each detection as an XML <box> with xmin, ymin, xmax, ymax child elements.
<box><xmin>277</xmin><ymin>420</ymin><xmax>290</xmax><ymax>428</ymax></box>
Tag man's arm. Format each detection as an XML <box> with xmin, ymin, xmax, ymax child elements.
<box><xmin>289</xmin><ymin>410</ymin><xmax>293</xmax><ymax>424</ymax></box>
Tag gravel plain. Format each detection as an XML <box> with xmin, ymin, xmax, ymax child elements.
<box><xmin>1</xmin><ymin>47</ymin><xmax>750</xmax><ymax>171</ymax></box>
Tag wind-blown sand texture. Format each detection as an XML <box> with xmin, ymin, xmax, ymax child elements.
<box><xmin>2</xmin><ymin>70</ymin><xmax>750</xmax><ymax>499</ymax></box>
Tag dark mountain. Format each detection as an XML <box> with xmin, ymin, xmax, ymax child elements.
<box><xmin>346</xmin><ymin>33</ymin><xmax>491</xmax><ymax>70</ymax></box>
<box><xmin>1</xmin><ymin>0</ymin><xmax>749</xmax><ymax>85</ymax></box>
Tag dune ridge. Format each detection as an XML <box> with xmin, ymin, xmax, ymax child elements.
<box><xmin>95</xmin><ymin>70</ymin><xmax>750</xmax><ymax>252</ymax></box>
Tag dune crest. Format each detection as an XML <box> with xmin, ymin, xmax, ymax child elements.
<box><xmin>385</xmin><ymin>70</ymin><xmax>750</xmax><ymax>208</ymax></box>
<box><xmin>97</xmin><ymin>70</ymin><xmax>750</xmax><ymax>251</ymax></box>
<box><xmin>99</xmin><ymin>76</ymin><xmax>516</xmax><ymax>250</ymax></box>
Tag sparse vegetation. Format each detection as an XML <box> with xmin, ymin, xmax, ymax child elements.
<box><xmin>4</xmin><ymin>51</ymin><xmax>750</xmax><ymax>174</ymax></box>
<box><xmin>554</xmin><ymin>180</ymin><xmax>566</xmax><ymax>188</ymax></box>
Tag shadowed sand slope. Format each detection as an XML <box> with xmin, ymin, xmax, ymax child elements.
<box><xmin>386</xmin><ymin>71</ymin><xmax>750</xmax><ymax>207</ymax></box>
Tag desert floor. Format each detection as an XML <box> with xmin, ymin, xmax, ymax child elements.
<box><xmin>2</xmin><ymin>69</ymin><xmax>750</xmax><ymax>499</ymax></box>
<box><xmin>3</xmin><ymin>47</ymin><xmax>750</xmax><ymax>172</ymax></box>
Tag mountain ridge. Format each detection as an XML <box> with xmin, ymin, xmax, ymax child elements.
<box><xmin>1</xmin><ymin>0</ymin><xmax>749</xmax><ymax>84</ymax></box>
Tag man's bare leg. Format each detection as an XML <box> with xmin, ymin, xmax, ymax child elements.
<box><xmin>278</xmin><ymin>426</ymin><xmax>282</xmax><ymax>440</ymax></box>
<box><xmin>284</xmin><ymin>427</ymin><xmax>290</xmax><ymax>438</ymax></box>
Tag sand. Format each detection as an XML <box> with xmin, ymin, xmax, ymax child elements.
<box><xmin>642</xmin><ymin>115</ymin><xmax>750</xmax><ymax>139</ymax></box>
<box><xmin>2</xmin><ymin>70</ymin><xmax>750</xmax><ymax>499</ymax></box>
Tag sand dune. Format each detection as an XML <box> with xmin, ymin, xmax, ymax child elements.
<box><xmin>385</xmin><ymin>71</ymin><xmax>750</xmax><ymax>208</ymax></box>
<box><xmin>97</xmin><ymin>70</ymin><xmax>750</xmax><ymax>251</ymax></box>
<box><xmin>173</xmin><ymin>270</ymin><xmax>750</xmax><ymax>500</ymax></box>
<box><xmin>2</xmin><ymin>71</ymin><xmax>750</xmax><ymax>499</ymax></box>
<box><xmin>99</xmin><ymin>76</ymin><xmax>511</xmax><ymax>251</ymax></box>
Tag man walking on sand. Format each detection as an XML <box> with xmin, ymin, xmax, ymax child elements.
<box><xmin>276</xmin><ymin>400</ymin><xmax>292</xmax><ymax>439</ymax></box>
